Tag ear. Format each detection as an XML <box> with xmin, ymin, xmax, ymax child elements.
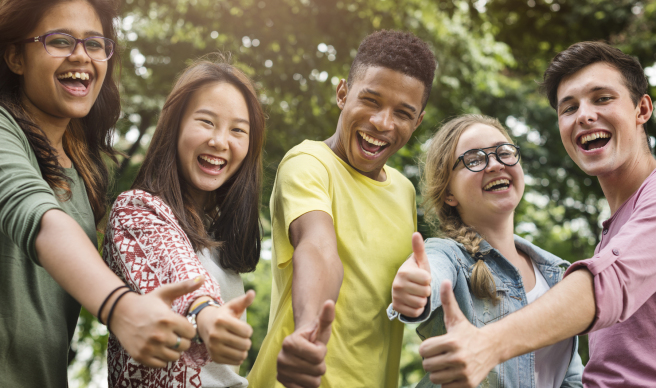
<box><xmin>414</xmin><ymin>110</ymin><xmax>425</xmax><ymax>131</ymax></box>
<box><xmin>444</xmin><ymin>193</ymin><xmax>458</xmax><ymax>207</ymax></box>
<box><xmin>4</xmin><ymin>44</ymin><xmax>25</xmax><ymax>75</ymax></box>
<box><xmin>636</xmin><ymin>94</ymin><xmax>653</xmax><ymax>127</ymax></box>
<box><xmin>336</xmin><ymin>79</ymin><xmax>348</xmax><ymax>110</ymax></box>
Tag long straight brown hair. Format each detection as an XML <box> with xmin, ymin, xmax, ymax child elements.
<box><xmin>132</xmin><ymin>56</ymin><xmax>265</xmax><ymax>273</ymax></box>
<box><xmin>0</xmin><ymin>0</ymin><xmax>121</xmax><ymax>224</ymax></box>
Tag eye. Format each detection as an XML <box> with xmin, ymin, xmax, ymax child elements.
<box><xmin>48</xmin><ymin>38</ymin><xmax>73</xmax><ymax>48</ymax></box>
<box><xmin>561</xmin><ymin>105</ymin><xmax>577</xmax><ymax>115</ymax></box>
<box><xmin>397</xmin><ymin>110</ymin><xmax>413</xmax><ymax>120</ymax></box>
<box><xmin>232</xmin><ymin>127</ymin><xmax>248</xmax><ymax>134</ymax></box>
<box><xmin>363</xmin><ymin>97</ymin><xmax>378</xmax><ymax>105</ymax></box>
<box><xmin>597</xmin><ymin>96</ymin><xmax>612</xmax><ymax>103</ymax></box>
<box><xmin>85</xmin><ymin>38</ymin><xmax>105</xmax><ymax>50</ymax></box>
<box><xmin>199</xmin><ymin>119</ymin><xmax>214</xmax><ymax>126</ymax></box>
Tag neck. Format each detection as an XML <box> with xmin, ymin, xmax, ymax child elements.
<box><xmin>466</xmin><ymin>211</ymin><xmax>518</xmax><ymax>261</ymax></box>
<box><xmin>598</xmin><ymin>153</ymin><xmax>656</xmax><ymax>215</ymax></box>
<box><xmin>21</xmin><ymin>92</ymin><xmax>71</xmax><ymax>167</ymax></box>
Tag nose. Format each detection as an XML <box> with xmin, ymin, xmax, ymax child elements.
<box><xmin>576</xmin><ymin>100</ymin><xmax>598</xmax><ymax>126</ymax></box>
<box><xmin>208</xmin><ymin>128</ymin><xmax>229</xmax><ymax>150</ymax></box>
<box><xmin>485</xmin><ymin>152</ymin><xmax>505</xmax><ymax>172</ymax></box>
<box><xmin>68</xmin><ymin>40</ymin><xmax>91</xmax><ymax>63</ymax></box>
<box><xmin>370</xmin><ymin>108</ymin><xmax>394</xmax><ymax>132</ymax></box>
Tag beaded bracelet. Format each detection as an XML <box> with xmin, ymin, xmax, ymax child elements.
<box><xmin>106</xmin><ymin>289</ymin><xmax>138</xmax><ymax>334</ymax></box>
<box><xmin>97</xmin><ymin>285</ymin><xmax>129</xmax><ymax>325</ymax></box>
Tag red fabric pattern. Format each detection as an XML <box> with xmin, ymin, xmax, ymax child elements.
<box><xmin>103</xmin><ymin>189</ymin><xmax>223</xmax><ymax>387</ymax></box>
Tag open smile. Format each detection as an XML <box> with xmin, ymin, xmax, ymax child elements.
<box><xmin>357</xmin><ymin>130</ymin><xmax>389</xmax><ymax>158</ymax></box>
<box><xmin>197</xmin><ymin>154</ymin><xmax>227</xmax><ymax>175</ymax></box>
<box><xmin>57</xmin><ymin>71</ymin><xmax>93</xmax><ymax>96</ymax></box>
<box><xmin>483</xmin><ymin>178</ymin><xmax>511</xmax><ymax>192</ymax></box>
<box><xmin>577</xmin><ymin>130</ymin><xmax>611</xmax><ymax>152</ymax></box>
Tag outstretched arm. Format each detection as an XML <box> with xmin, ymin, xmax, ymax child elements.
<box><xmin>276</xmin><ymin>210</ymin><xmax>342</xmax><ymax>388</ymax></box>
<box><xmin>36</xmin><ymin>209</ymin><xmax>201</xmax><ymax>368</ymax></box>
<box><xmin>420</xmin><ymin>269</ymin><xmax>595</xmax><ymax>387</ymax></box>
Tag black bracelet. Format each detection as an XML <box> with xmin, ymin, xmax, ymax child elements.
<box><xmin>97</xmin><ymin>285</ymin><xmax>129</xmax><ymax>325</ymax></box>
<box><xmin>106</xmin><ymin>289</ymin><xmax>137</xmax><ymax>334</ymax></box>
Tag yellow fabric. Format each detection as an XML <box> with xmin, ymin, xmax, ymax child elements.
<box><xmin>248</xmin><ymin>140</ymin><xmax>416</xmax><ymax>388</ymax></box>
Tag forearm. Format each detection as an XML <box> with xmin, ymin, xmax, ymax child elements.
<box><xmin>35</xmin><ymin>209</ymin><xmax>125</xmax><ymax>321</ymax></box>
<box><xmin>292</xmin><ymin>243</ymin><xmax>344</xmax><ymax>328</ymax></box>
<box><xmin>487</xmin><ymin>269</ymin><xmax>596</xmax><ymax>363</ymax></box>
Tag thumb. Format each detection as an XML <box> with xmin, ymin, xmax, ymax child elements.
<box><xmin>412</xmin><ymin>232</ymin><xmax>431</xmax><ymax>274</ymax></box>
<box><xmin>310</xmin><ymin>300</ymin><xmax>335</xmax><ymax>345</ymax></box>
<box><xmin>152</xmin><ymin>275</ymin><xmax>205</xmax><ymax>306</ymax></box>
<box><xmin>225</xmin><ymin>289</ymin><xmax>255</xmax><ymax>317</ymax></box>
<box><xmin>440</xmin><ymin>280</ymin><xmax>466</xmax><ymax>331</ymax></box>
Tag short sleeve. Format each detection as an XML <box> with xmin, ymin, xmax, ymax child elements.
<box><xmin>565</xmin><ymin>178</ymin><xmax>656</xmax><ymax>333</ymax></box>
<box><xmin>272</xmin><ymin>153</ymin><xmax>333</xmax><ymax>265</ymax></box>
<box><xmin>0</xmin><ymin>109</ymin><xmax>63</xmax><ymax>265</ymax></box>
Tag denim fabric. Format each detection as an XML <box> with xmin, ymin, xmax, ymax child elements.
<box><xmin>387</xmin><ymin>235</ymin><xmax>584</xmax><ymax>388</ymax></box>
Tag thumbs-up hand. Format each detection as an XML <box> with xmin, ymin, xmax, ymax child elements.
<box><xmin>392</xmin><ymin>232</ymin><xmax>432</xmax><ymax>318</ymax></box>
<box><xmin>277</xmin><ymin>300</ymin><xmax>335</xmax><ymax>388</ymax></box>
<box><xmin>196</xmin><ymin>290</ymin><xmax>256</xmax><ymax>365</ymax></box>
<box><xmin>418</xmin><ymin>280</ymin><xmax>498</xmax><ymax>387</ymax></box>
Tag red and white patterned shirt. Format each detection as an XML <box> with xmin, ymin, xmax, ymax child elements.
<box><xmin>103</xmin><ymin>189</ymin><xmax>223</xmax><ymax>388</ymax></box>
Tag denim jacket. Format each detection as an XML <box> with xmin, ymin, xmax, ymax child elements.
<box><xmin>388</xmin><ymin>235</ymin><xmax>584</xmax><ymax>388</ymax></box>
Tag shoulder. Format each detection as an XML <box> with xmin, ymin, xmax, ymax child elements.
<box><xmin>424</xmin><ymin>237</ymin><xmax>464</xmax><ymax>259</ymax></box>
<box><xmin>386</xmin><ymin>165</ymin><xmax>415</xmax><ymax>190</ymax></box>
<box><xmin>110</xmin><ymin>190</ymin><xmax>178</xmax><ymax>227</ymax></box>
<box><xmin>0</xmin><ymin>106</ymin><xmax>30</xmax><ymax>149</ymax></box>
<box><xmin>279</xmin><ymin>141</ymin><xmax>333</xmax><ymax>169</ymax></box>
<box><xmin>513</xmin><ymin>234</ymin><xmax>568</xmax><ymax>268</ymax></box>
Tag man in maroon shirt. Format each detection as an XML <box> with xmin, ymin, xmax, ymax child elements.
<box><xmin>417</xmin><ymin>42</ymin><xmax>656</xmax><ymax>388</ymax></box>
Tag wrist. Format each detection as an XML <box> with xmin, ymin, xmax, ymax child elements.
<box><xmin>187</xmin><ymin>299</ymin><xmax>220</xmax><ymax>343</ymax></box>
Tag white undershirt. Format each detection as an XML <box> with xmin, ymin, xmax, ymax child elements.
<box><xmin>525</xmin><ymin>261</ymin><xmax>573</xmax><ymax>388</ymax></box>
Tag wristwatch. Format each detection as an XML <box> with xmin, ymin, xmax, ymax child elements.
<box><xmin>187</xmin><ymin>299</ymin><xmax>220</xmax><ymax>343</ymax></box>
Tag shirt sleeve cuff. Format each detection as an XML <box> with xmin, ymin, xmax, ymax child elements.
<box><xmin>386</xmin><ymin>296</ymin><xmax>432</xmax><ymax>324</ymax></box>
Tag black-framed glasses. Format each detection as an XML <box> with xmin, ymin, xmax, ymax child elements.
<box><xmin>20</xmin><ymin>33</ymin><xmax>115</xmax><ymax>62</ymax></box>
<box><xmin>452</xmin><ymin>143</ymin><xmax>521</xmax><ymax>172</ymax></box>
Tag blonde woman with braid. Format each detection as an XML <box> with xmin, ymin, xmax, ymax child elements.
<box><xmin>388</xmin><ymin>114</ymin><xmax>583</xmax><ymax>387</ymax></box>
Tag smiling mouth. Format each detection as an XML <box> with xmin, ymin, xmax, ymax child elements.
<box><xmin>579</xmin><ymin>131</ymin><xmax>611</xmax><ymax>151</ymax></box>
<box><xmin>357</xmin><ymin>130</ymin><xmax>389</xmax><ymax>157</ymax></box>
<box><xmin>57</xmin><ymin>72</ymin><xmax>92</xmax><ymax>91</ymax></box>
<box><xmin>198</xmin><ymin>154</ymin><xmax>226</xmax><ymax>172</ymax></box>
<box><xmin>483</xmin><ymin>178</ymin><xmax>510</xmax><ymax>192</ymax></box>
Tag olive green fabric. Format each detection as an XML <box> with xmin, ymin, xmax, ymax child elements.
<box><xmin>0</xmin><ymin>107</ymin><xmax>97</xmax><ymax>388</ymax></box>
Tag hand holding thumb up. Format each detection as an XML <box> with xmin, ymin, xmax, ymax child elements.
<box><xmin>439</xmin><ymin>280</ymin><xmax>467</xmax><ymax>330</ymax></box>
<box><xmin>309</xmin><ymin>299</ymin><xmax>335</xmax><ymax>345</ymax></box>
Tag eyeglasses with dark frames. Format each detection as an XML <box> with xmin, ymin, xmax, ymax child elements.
<box><xmin>452</xmin><ymin>143</ymin><xmax>521</xmax><ymax>172</ymax></box>
<box><xmin>20</xmin><ymin>32</ymin><xmax>115</xmax><ymax>62</ymax></box>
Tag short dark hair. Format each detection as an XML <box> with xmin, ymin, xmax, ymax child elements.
<box><xmin>347</xmin><ymin>30</ymin><xmax>436</xmax><ymax>110</ymax></box>
<box><xmin>542</xmin><ymin>41</ymin><xmax>649</xmax><ymax>109</ymax></box>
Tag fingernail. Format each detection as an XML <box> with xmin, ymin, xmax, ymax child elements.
<box><xmin>194</xmin><ymin>276</ymin><xmax>202</xmax><ymax>283</ymax></box>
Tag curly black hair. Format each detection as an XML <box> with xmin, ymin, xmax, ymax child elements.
<box><xmin>347</xmin><ymin>30</ymin><xmax>436</xmax><ymax>111</ymax></box>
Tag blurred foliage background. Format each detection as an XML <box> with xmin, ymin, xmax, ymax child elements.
<box><xmin>68</xmin><ymin>0</ymin><xmax>656</xmax><ymax>386</ymax></box>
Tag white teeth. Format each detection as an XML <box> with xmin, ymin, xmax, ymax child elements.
<box><xmin>483</xmin><ymin>179</ymin><xmax>510</xmax><ymax>191</ymax></box>
<box><xmin>199</xmin><ymin>155</ymin><xmax>226</xmax><ymax>166</ymax></box>
<box><xmin>57</xmin><ymin>72</ymin><xmax>90</xmax><ymax>80</ymax></box>
<box><xmin>358</xmin><ymin>131</ymin><xmax>389</xmax><ymax>147</ymax></box>
<box><xmin>581</xmin><ymin>132</ymin><xmax>610</xmax><ymax>145</ymax></box>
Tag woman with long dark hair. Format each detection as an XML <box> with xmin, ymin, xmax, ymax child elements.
<box><xmin>0</xmin><ymin>1</ymin><xmax>204</xmax><ymax>386</ymax></box>
<box><xmin>103</xmin><ymin>56</ymin><xmax>265</xmax><ymax>387</ymax></box>
<box><xmin>390</xmin><ymin>115</ymin><xmax>584</xmax><ymax>387</ymax></box>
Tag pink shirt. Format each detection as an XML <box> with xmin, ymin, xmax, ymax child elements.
<box><xmin>565</xmin><ymin>169</ymin><xmax>656</xmax><ymax>387</ymax></box>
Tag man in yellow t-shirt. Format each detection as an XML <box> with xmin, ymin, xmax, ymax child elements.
<box><xmin>248</xmin><ymin>30</ymin><xmax>436</xmax><ymax>388</ymax></box>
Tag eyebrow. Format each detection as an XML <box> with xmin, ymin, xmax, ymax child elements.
<box><xmin>44</xmin><ymin>28</ymin><xmax>105</xmax><ymax>37</ymax></box>
<box><xmin>557</xmin><ymin>86</ymin><xmax>616</xmax><ymax>108</ymax></box>
<box><xmin>195</xmin><ymin>109</ymin><xmax>250</xmax><ymax>125</ymax></box>
<box><xmin>359</xmin><ymin>88</ymin><xmax>418</xmax><ymax>114</ymax></box>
